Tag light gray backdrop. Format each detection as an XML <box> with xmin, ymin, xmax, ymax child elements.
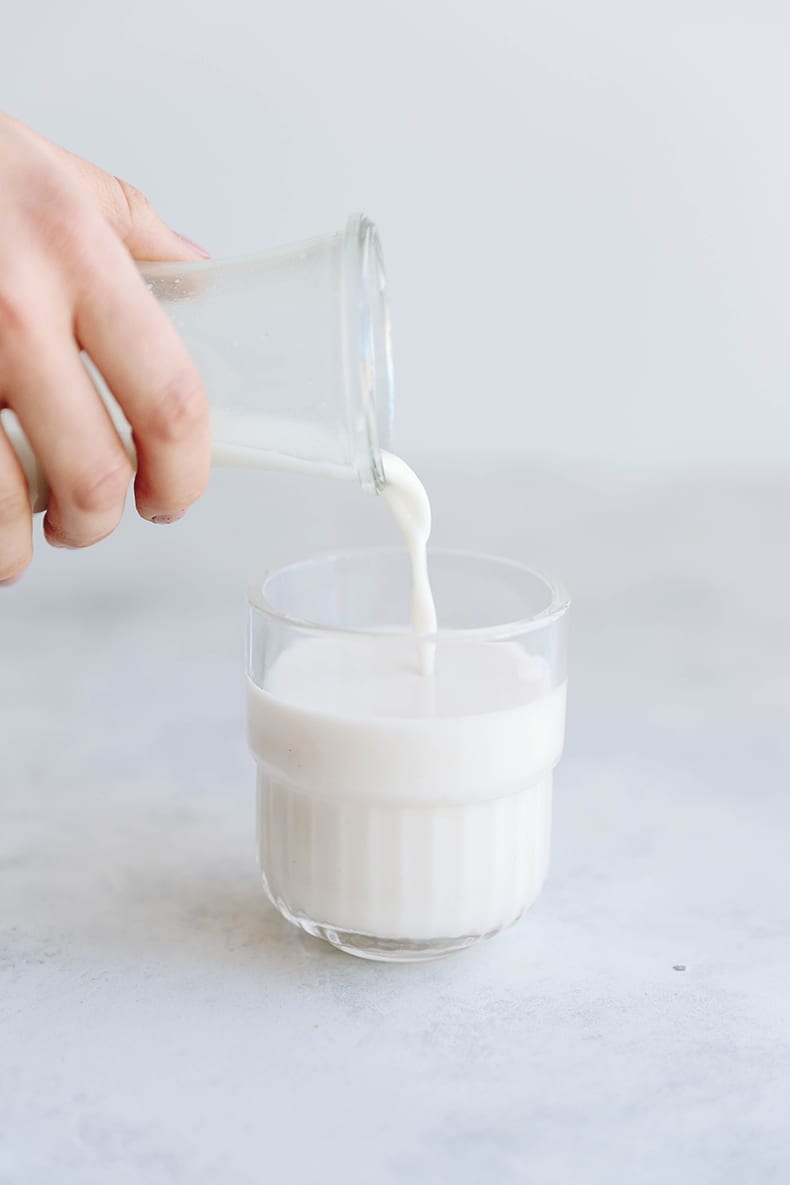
<box><xmin>4</xmin><ymin>0</ymin><xmax>787</xmax><ymax>470</ymax></box>
<box><xmin>4</xmin><ymin>8</ymin><xmax>790</xmax><ymax>1183</ymax></box>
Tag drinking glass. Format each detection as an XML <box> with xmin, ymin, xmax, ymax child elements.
<box><xmin>247</xmin><ymin>548</ymin><xmax>570</xmax><ymax>961</ymax></box>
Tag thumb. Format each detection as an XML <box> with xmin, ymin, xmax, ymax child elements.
<box><xmin>63</xmin><ymin>150</ymin><xmax>210</xmax><ymax>264</ymax></box>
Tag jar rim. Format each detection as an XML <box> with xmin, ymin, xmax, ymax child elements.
<box><xmin>342</xmin><ymin>213</ymin><xmax>392</xmax><ymax>495</ymax></box>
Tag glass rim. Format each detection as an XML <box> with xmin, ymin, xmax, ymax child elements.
<box><xmin>248</xmin><ymin>546</ymin><xmax>570</xmax><ymax>642</ymax></box>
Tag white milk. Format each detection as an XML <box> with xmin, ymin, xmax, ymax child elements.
<box><xmin>248</xmin><ymin>636</ymin><xmax>566</xmax><ymax>945</ymax></box>
<box><xmin>380</xmin><ymin>452</ymin><xmax>437</xmax><ymax>638</ymax></box>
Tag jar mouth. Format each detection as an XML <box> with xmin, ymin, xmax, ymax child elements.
<box><xmin>342</xmin><ymin>214</ymin><xmax>392</xmax><ymax>494</ymax></box>
<box><xmin>249</xmin><ymin>547</ymin><xmax>570</xmax><ymax>642</ymax></box>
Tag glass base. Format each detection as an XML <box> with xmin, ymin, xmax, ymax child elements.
<box><xmin>256</xmin><ymin>773</ymin><xmax>552</xmax><ymax>961</ymax></box>
<box><xmin>265</xmin><ymin>882</ymin><xmax>519</xmax><ymax>962</ymax></box>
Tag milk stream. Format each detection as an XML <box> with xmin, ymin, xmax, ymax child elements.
<box><xmin>380</xmin><ymin>451</ymin><xmax>438</xmax><ymax>674</ymax></box>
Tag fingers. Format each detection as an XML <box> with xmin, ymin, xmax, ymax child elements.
<box><xmin>58</xmin><ymin>150</ymin><xmax>210</xmax><ymax>263</ymax></box>
<box><xmin>110</xmin><ymin>176</ymin><xmax>211</xmax><ymax>263</ymax></box>
<box><xmin>3</xmin><ymin>306</ymin><xmax>133</xmax><ymax>549</ymax></box>
<box><xmin>0</xmin><ymin>418</ymin><xmax>33</xmax><ymax>583</ymax></box>
<box><xmin>74</xmin><ymin>232</ymin><xmax>211</xmax><ymax>522</ymax></box>
<box><xmin>0</xmin><ymin>113</ymin><xmax>212</xmax><ymax>579</ymax></box>
<box><xmin>3</xmin><ymin>114</ymin><xmax>210</xmax><ymax>264</ymax></box>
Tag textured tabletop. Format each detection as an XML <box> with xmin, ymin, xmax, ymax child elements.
<box><xmin>1</xmin><ymin>465</ymin><xmax>788</xmax><ymax>1185</ymax></box>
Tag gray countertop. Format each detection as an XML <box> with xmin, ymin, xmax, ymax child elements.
<box><xmin>1</xmin><ymin>465</ymin><xmax>788</xmax><ymax>1185</ymax></box>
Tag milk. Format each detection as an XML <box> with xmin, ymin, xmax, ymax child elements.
<box><xmin>380</xmin><ymin>452</ymin><xmax>437</xmax><ymax>638</ymax></box>
<box><xmin>248</xmin><ymin>636</ymin><xmax>566</xmax><ymax>948</ymax></box>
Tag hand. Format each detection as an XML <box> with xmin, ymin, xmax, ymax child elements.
<box><xmin>0</xmin><ymin>113</ymin><xmax>212</xmax><ymax>584</ymax></box>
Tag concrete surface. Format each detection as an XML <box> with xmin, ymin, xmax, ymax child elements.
<box><xmin>1</xmin><ymin>465</ymin><xmax>788</xmax><ymax>1184</ymax></box>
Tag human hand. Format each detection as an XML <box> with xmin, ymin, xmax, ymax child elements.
<box><xmin>0</xmin><ymin>113</ymin><xmax>212</xmax><ymax>584</ymax></box>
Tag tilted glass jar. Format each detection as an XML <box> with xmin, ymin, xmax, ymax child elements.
<box><xmin>5</xmin><ymin>213</ymin><xmax>393</xmax><ymax>513</ymax></box>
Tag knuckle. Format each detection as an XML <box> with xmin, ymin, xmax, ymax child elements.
<box><xmin>115</xmin><ymin>177</ymin><xmax>152</xmax><ymax>226</ymax></box>
<box><xmin>69</xmin><ymin>457</ymin><xmax>132</xmax><ymax>516</ymax></box>
<box><xmin>0</xmin><ymin>289</ymin><xmax>37</xmax><ymax>344</ymax></box>
<box><xmin>29</xmin><ymin>180</ymin><xmax>93</xmax><ymax>258</ymax></box>
<box><xmin>145</xmin><ymin>372</ymin><xmax>209</xmax><ymax>445</ymax></box>
<box><xmin>44</xmin><ymin>210</ymin><xmax>91</xmax><ymax>260</ymax></box>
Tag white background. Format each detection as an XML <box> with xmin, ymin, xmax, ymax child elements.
<box><xmin>4</xmin><ymin>0</ymin><xmax>789</xmax><ymax>470</ymax></box>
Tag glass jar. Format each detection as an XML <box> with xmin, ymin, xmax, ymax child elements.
<box><xmin>6</xmin><ymin>213</ymin><xmax>392</xmax><ymax>513</ymax></box>
<box><xmin>247</xmin><ymin>548</ymin><xmax>570</xmax><ymax>962</ymax></box>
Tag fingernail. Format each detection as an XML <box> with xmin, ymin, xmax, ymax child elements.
<box><xmin>151</xmin><ymin>511</ymin><xmax>186</xmax><ymax>525</ymax></box>
<box><xmin>174</xmin><ymin>231</ymin><xmax>211</xmax><ymax>259</ymax></box>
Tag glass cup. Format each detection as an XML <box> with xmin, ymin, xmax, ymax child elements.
<box><xmin>247</xmin><ymin>548</ymin><xmax>570</xmax><ymax>962</ymax></box>
<box><xmin>7</xmin><ymin>213</ymin><xmax>392</xmax><ymax>513</ymax></box>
